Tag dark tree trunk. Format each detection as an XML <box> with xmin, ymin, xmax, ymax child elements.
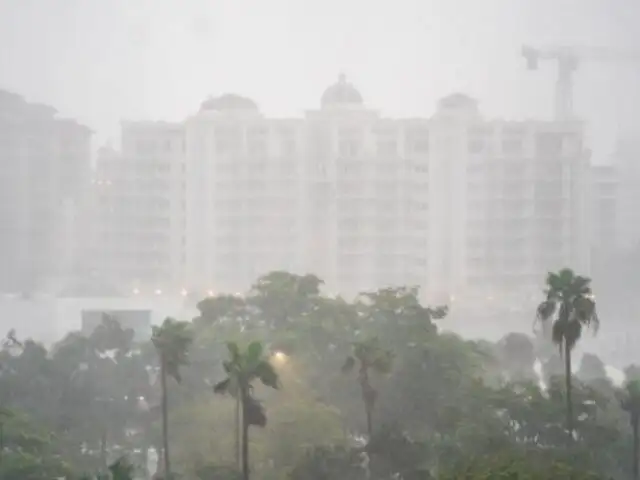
<box><xmin>360</xmin><ymin>371</ymin><xmax>374</xmax><ymax>438</ymax></box>
<box><xmin>0</xmin><ymin>421</ymin><xmax>4</xmax><ymax>463</ymax></box>
<box><xmin>633</xmin><ymin>415</ymin><xmax>639</xmax><ymax>480</ymax></box>
<box><xmin>142</xmin><ymin>447</ymin><xmax>149</xmax><ymax>480</ymax></box>
<box><xmin>160</xmin><ymin>358</ymin><xmax>171</xmax><ymax>479</ymax></box>
<box><xmin>564</xmin><ymin>339</ymin><xmax>574</xmax><ymax>442</ymax></box>
<box><xmin>235</xmin><ymin>394</ymin><xmax>241</xmax><ymax>469</ymax></box>
<box><xmin>241</xmin><ymin>387</ymin><xmax>250</xmax><ymax>480</ymax></box>
<box><xmin>100</xmin><ymin>428</ymin><xmax>107</xmax><ymax>470</ymax></box>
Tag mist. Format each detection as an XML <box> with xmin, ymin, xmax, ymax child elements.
<box><xmin>1</xmin><ymin>1</ymin><xmax>640</xmax><ymax>479</ymax></box>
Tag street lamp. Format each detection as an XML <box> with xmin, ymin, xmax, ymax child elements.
<box><xmin>271</xmin><ymin>351</ymin><xmax>288</xmax><ymax>365</ymax></box>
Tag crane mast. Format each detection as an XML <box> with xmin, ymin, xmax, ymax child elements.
<box><xmin>522</xmin><ymin>45</ymin><xmax>640</xmax><ymax>121</ymax></box>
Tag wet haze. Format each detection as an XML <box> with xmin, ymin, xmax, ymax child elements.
<box><xmin>1</xmin><ymin>0</ymin><xmax>639</xmax><ymax>157</ymax></box>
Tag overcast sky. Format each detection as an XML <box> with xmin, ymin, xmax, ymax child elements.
<box><xmin>0</xmin><ymin>0</ymin><xmax>639</xmax><ymax>159</ymax></box>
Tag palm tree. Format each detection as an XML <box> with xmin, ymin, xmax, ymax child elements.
<box><xmin>342</xmin><ymin>337</ymin><xmax>394</xmax><ymax>437</ymax></box>
<box><xmin>151</xmin><ymin>318</ymin><xmax>193</xmax><ymax>480</ymax></box>
<box><xmin>214</xmin><ymin>341</ymin><xmax>279</xmax><ymax>480</ymax></box>
<box><xmin>622</xmin><ymin>380</ymin><xmax>640</xmax><ymax>480</ymax></box>
<box><xmin>536</xmin><ymin>268</ymin><xmax>599</xmax><ymax>440</ymax></box>
<box><xmin>108</xmin><ymin>457</ymin><xmax>136</xmax><ymax>480</ymax></box>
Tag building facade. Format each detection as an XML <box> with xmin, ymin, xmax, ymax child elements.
<box><xmin>589</xmin><ymin>136</ymin><xmax>640</xmax><ymax>260</ymax></box>
<box><xmin>610</xmin><ymin>138</ymin><xmax>640</xmax><ymax>252</ymax></box>
<box><xmin>0</xmin><ymin>90</ymin><xmax>92</xmax><ymax>293</ymax></box>
<box><xmin>87</xmin><ymin>122</ymin><xmax>185</xmax><ymax>295</ymax></box>
<box><xmin>88</xmin><ymin>76</ymin><xmax>591</xmax><ymax>300</ymax></box>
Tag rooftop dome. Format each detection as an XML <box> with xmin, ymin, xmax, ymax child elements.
<box><xmin>199</xmin><ymin>94</ymin><xmax>258</xmax><ymax>112</ymax></box>
<box><xmin>321</xmin><ymin>74</ymin><xmax>363</xmax><ymax>108</ymax></box>
<box><xmin>438</xmin><ymin>93</ymin><xmax>478</xmax><ymax>110</ymax></box>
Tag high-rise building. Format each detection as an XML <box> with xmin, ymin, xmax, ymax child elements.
<box><xmin>588</xmin><ymin>137</ymin><xmax>640</xmax><ymax>259</ymax></box>
<box><xmin>610</xmin><ymin>138</ymin><xmax>640</xmax><ymax>252</ymax></box>
<box><xmin>86</xmin><ymin>122</ymin><xmax>185</xmax><ymax>294</ymax></box>
<box><xmin>589</xmin><ymin>164</ymin><xmax>619</xmax><ymax>254</ymax></box>
<box><xmin>88</xmin><ymin>76</ymin><xmax>591</xmax><ymax>300</ymax></box>
<box><xmin>0</xmin><ymin>90</ymin><xmax>92</xmax><ymax>292</ymax></box>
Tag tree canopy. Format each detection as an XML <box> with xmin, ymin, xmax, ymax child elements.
<box><xmin>0</xmin><ymin>270</ymin><xmax>630</xmax><ymax>479</ymax></box>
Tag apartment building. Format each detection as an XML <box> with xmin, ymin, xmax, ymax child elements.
<box><xmin>611</xmin><ymin>137</ymin><xmax>640</xmax><ymax>252</ymax></box>
<box><xmin>446</xmin><ymin>95</ymin><xmax>591</xmax><ymax>297</ymax></box>
<box><xmin>588</xmin><ymin>136</ymin><xmax>640</xmax><ymax>261</ymax></box>
<box><xmin>87</xmin><ymin>122</ymin><xmax>185</xmax><ymax>294</ymax></box>
<box><xmin>0</xmin><ymin>90</ymin><xmax>92</xmax><ymax>292</ymax></box>
<box><xmin>589</xmin><ymin>164</ymin><xmax>619</xmax><ymax>254</ymax></box>
<box><xmin>88</xmin><ymin>75</ymin><xmax>591</xmax><ymax>299</ymax></box>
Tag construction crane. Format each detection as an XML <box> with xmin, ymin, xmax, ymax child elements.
<box><xmin>522</xmin><ymin>45</ymin><xmax>640</xmax><ymax>121</ymax></box>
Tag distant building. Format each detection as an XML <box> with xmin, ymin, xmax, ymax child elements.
<box><xmin>0</xmin><ymin>90</ymin><xmax>92</xmax><ymax>292</ymax></box>
<box><xmin>588</xmin><ymin>137</ymin><xmax>640</xmax><ymax>259</ymax></box>
<box><xmin>611</xmin><ymin>138</ymin><xmax>640</xmax><ymax>252</ymax></box>
<box><xmin>87</xmin><ymin>76</ymin><xmax>591</xmax><ymax>299</ymax></box>
<box><xmin>589</xmin><ymin>164</ymin><xmax>619</xmax><ymax>254</ymax></box>
<box><xmin>86</xmin><ymin>122</ymin><xmax>185</xmax><ymax>294</ymax></box>
<box><xmin>81</xmin><ymin>309</ymin><xmax>152</xmax><ymax>340</ymax></box>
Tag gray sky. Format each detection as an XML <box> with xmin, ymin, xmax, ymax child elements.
<box><xmin>0</xmin><ymin>0</ymin><xmax>638</xmax><ymax>159</ymax></box>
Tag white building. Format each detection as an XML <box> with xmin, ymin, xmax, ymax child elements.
<box><xmin>610</xmin><ymin>138</ymin><xmax>640</xmax><ymax>252</ymax></box>
<box><xmin>87</xmin><ymin>122</ymin><xmax>185</xmax><ymax>294</ymax></box>
<box><xmin>0</xmin><ymin>90</ymin><xmax>92</xmax><ymax>293</ymax></box>
<box><xmin>588</xmin><ymin>136</ymin><xmax>640</xmax><ymax>258</ymax></box>
<box><xmin>88</xmin><ymin>76</ymin><xmax>591</xmax><ymax>300</ymax></box>
<box><xmin>589</xmin><ymin>164</ymin><xmax>619</xmax><ymax>255</ymax></box>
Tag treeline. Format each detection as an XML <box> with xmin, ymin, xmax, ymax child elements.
<box><xmin>0</xmin><ymin>269</ymin><xmax>637</xmax><ymax>479</ymax></box>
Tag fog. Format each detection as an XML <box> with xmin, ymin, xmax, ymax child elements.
<box><xmin>1</xmin><ymin>1</ymin><xmax>640</xmax><ymax>479</ymax></box>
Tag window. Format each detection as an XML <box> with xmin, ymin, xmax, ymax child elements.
<box><xmin>376</xmin><ymin>139</ymin><xmax>397</xmax><ymax>156</ymax></box>
<box><xmin>406</xmin><ymin>128</ymin><xmax>429</xmax><ymax>154</ymax></box>
<box><xmin>536</xmin><ymin>133</ymin><xmax>564</xmax><ymax>157</ymax></box>
<box><xmin>338</xmin><ymin>128</ymin><xmax>361</xmax><ymax>157</ymax></box>
<box><xmin>339</xmin><ymin>139</ymin><xmax>359</xmax><ymax>157</ymax></box>
<box><xmin>215</xmin><ymin>127</ymin><xmax>242</xmax><ymax>154</ymax></box>
<box><xmin>468</xmin><ymin>138</ymin><xmax>485</xmax><ymax>154</ymax></box>
<box><xmin>502</xmin><ymin>137</ymin><xmax>523</xmax><ymax>155</ymax></box>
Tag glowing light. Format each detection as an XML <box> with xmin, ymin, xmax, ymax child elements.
<box><xmin>272</xmin><ymin>351</ymin><xmax>288</xmax><ymax>364</ymax></box>
<box><xmin>180</xmin><ymin>288</ymin><xmax>188</xmax><ymax>297</ymax></box>
<box><xmin>132</xmin><ymin>288</ymin><xmax>140</xmax><ymax>295</ymax></box>
<box><xmin>154</xmin><ymin>289</ymin><xmax>162</xmax><ymax>296</ymax></box>
<box><xmin>449</xmin><ymin>294</ymin><xmax>456</xmax><ymax>303</ymax></box>
<box><xmin>207</xmin><ymin>289</ymin><xmax>215</xmax><ymax>297</ymax></box>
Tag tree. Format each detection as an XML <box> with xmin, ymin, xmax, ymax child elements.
<box><xmin>247</xmin><ymin>271</ymin><xmax>323</xmax><ymax>329</ymax></box>
<box><xmin>342</xmin><ymin>337</ymin><xmax>393</xmax><ymax>437</ymax></box>
<box><xmin>214</xmin><ymin>341</ymin><xmax>279</xmax><ymax>480</ymax></box>
<box><xmin>578</xmin><ymin>353</ymin><xmax>608</xmax><ymax>384</ymax></box>
<box><xmin>621</xmin><ymin>380</ymin><xmax>640</xmax><ymax>480</ymax></box>
<box><xmin>496</xmin><ymin>332</ymin><xmax>537</xmax><ymax>382</ymax></box>
<box><xmin>0</xmin><ymin>408</ymin><xmax>76</xmax><ymax>480</ymax></box>
<box><xmin>108</xmin><ymin>457</ymin><xmax>135</xmax><ymax>480</ymax></box>
<box><xmin>536</xmin><ymin>268</ymin><xmax>599</xmax><ymax>439</ymax></box>
<box><xmin>151</xmin><ymin>318</ymin><xmax>193</xmax><ymax>480</ymax></box>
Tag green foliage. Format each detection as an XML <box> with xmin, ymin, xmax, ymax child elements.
<box><xmin>152</xmin><ymin>317</ymin><xmax>194</xmax><ymax>383</ymax></box>
<box><xmin>537</xmin><ymin>268</ymin><xmax>599</xmax><ymax>353</ymax></box>
<box><xmin>289</xmin><ymin>445</ymin><xmax>367</xmax><ymax>480</ymax></box>
<box><xmin>4</xmin><ymin>269</ymin><xmax>635</xmax><ymax>480</ymax></box>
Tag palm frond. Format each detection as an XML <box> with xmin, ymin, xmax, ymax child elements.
<box><xmin>213</xmin><ymin>377</ymin><xmax>231</xmax><ymax>394</ymax></box>
<box><xmin>254</xmin><ymin>360</ymin><xmax>279</xmax><ymax>389</ymax></box>
<box><xmin>536</xmin><ymin>300</ymin><xmax>556</xmax><ymax>322</ymax></box>
<box><xmin>246</xmin><ymin>341</ymin><xmax>264</xmax><ymax>366</ymax></box>
<box><xmin>341</xmin><ymin>355</ymin><xmax>355</xmax><ymax>373</ymax></box>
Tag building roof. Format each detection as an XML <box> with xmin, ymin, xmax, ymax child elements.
<box><xmin>321</xmin><ymin>74</ymin><xmax>363</xmax><ymax>108</ymax></box>
<box><xmin>199</xmin><ymin>94</ymin><xmax>258</xmax><ymax>112</ymax></box>
<box><xmin>438</xmin><ymin>93</ymin><xmax>478</xmax><ymax>109</ymax></box>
